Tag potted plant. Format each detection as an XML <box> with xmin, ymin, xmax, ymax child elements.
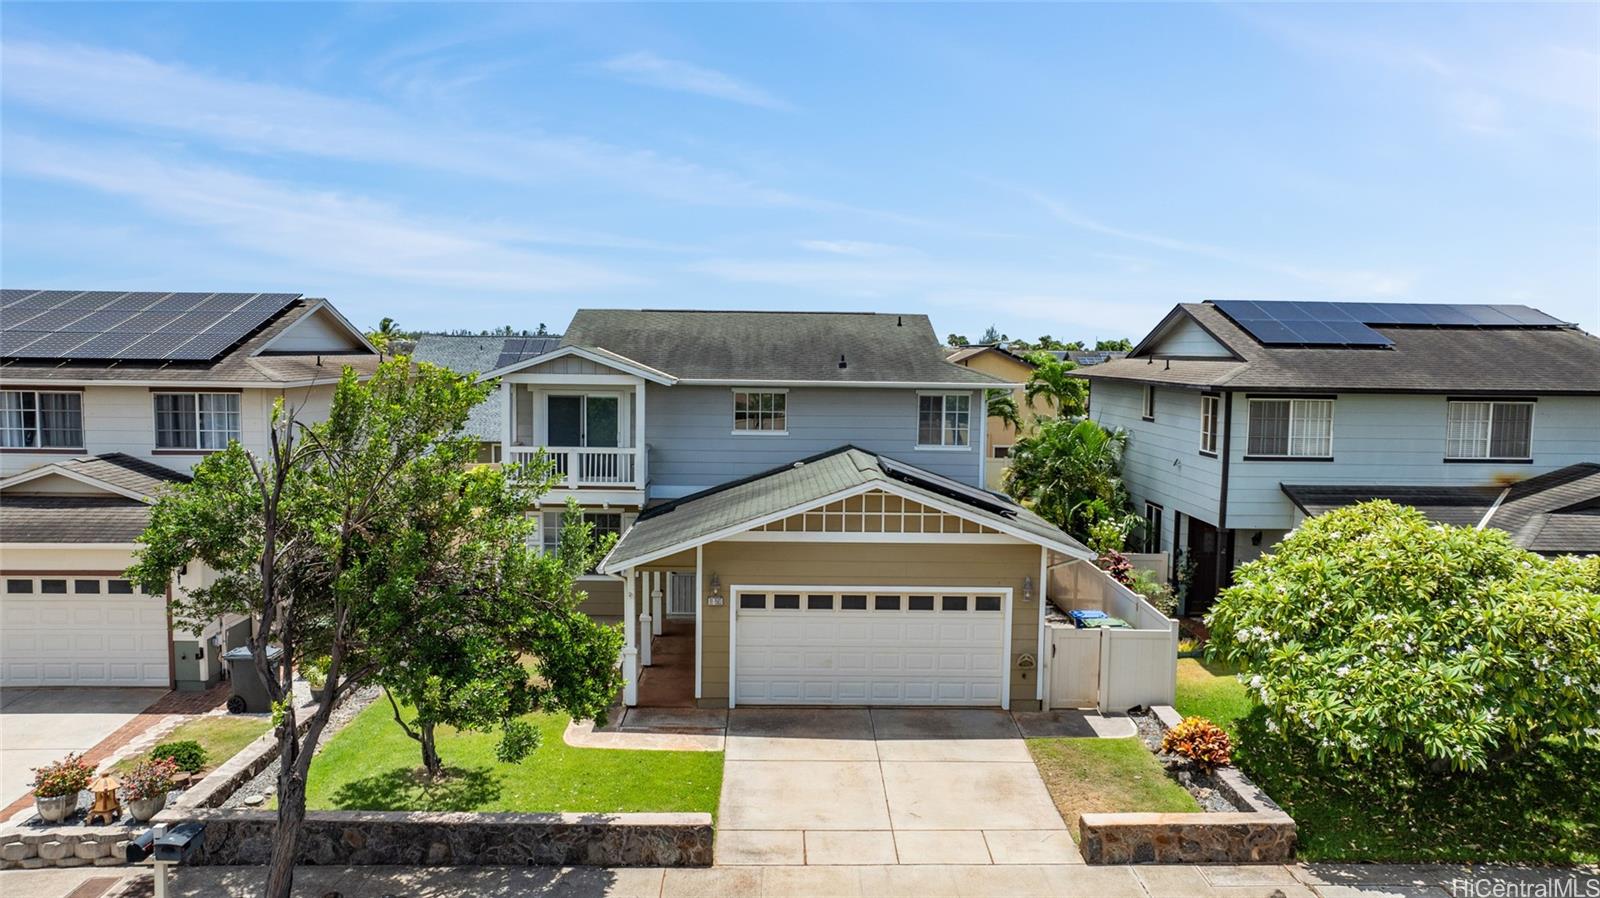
<box><xmin>123</xmin><ymin>757</ymin><xmax>180</xmax><ymax>822</ymax></box>
<box><xmin>302</xmin><ymin>655</ymin><xmax>330</xmax><ymax>703</ymax></box>
<box><xmin>30</xmin><ymin>753</ymin><xmax>94</xmax><ymax>823</ymax></box>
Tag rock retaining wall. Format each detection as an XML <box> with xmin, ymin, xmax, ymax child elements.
<box><xmin>1077</xmin><ymin>704</ymin><xmax>1296</xmax><ymax>864</ymax></box>
<box><xmin>0</xmin><ymin>828</ymin><xmax>133</xmax><ymax>870</ymax></box>
<box><xmin>153</xmin><ymin>807</ymin><xmax>715</xmax><ymax>868</ymax></box>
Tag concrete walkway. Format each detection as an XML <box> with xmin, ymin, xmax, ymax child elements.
<box><xmin>0</xmin><ymin>687</ymin><xmax>168</xmax><ymax>811</ymax></box>
<box><xmin>9</xmin><ymin>862</ymin><xmax>1598</xmax><ymax>898</ymax></box>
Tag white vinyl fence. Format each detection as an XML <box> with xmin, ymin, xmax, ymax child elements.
<box><xmin>1044</xmin><ymin>559</ymin><xmax>1178</xmax><ymax>712</ymax></box>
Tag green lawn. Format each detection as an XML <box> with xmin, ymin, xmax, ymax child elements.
<box><xmin>115</xmin><ymin>715</ymin><xmax>271</xmax><ymax>775</ymax></box>
<box><xmin>1027</xmin><ymin>737</ymin><xmax>1199</xmax><ymax>825</ymax></box>
<box><xmin>1175</xmin><ymin>656</ymin><xmax>1600</xmax><ymax>864</ymax></box>
<box><xmin>302</xmin><ymin>700</ymin><xmax>723</xmax><ymax>815</ymax></box>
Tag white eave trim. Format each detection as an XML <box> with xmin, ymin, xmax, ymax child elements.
<box><xmin>0</xmin><ymin>465</ymin><xmax>156</xmax><ymax>502</ymax></box>
<box><xmin>0</xmin><ymin>374</ymin><xmax>363</xmax><ymax>389</ymax></box>
<box><xmin>253</xmin><ymin>298</ymin><xmax>379</xmax><ymax>357</ymax></box>
<box><xmin>0</xmin><ymin>542</ymin><xmax>142</xmax><ymax>550</ymax></box>
<box><xmin>676</xmin><ymin>378</ymin><xmax>1019</xmax><ymax>389</ymax></box>
<box><xmin>479</xmin><ymin>345</ymin><xmax>677</xmax><ymax>384</ymax></box>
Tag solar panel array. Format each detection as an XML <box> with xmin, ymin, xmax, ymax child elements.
<box><xmin>1212</xmin><ymin>301</ymin><xmax>1570</xmax><ymax>348</ymax></box>
<box><xmin>879</xmin><ymin>456</ymin><xmax>1017</xmax><ymax>518</ymax></box>
<box><xmin>0</xmin><ymin>290</ymin><xmax>301</xmax><ymax>362</ymax></box>
<box><xmin>493</xmin><ymin>335</ymin><xmax>563</xmax><ymax>369</ymax></box>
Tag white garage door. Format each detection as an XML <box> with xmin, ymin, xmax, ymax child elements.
<box><xmin>733</xmin><ymin>588</ymin><xmax>1008</xmax><ymax>707</ymax></box>
<box><xmin>1</xmin><ymin>575</ymin><xmax>169</xmax><ymax>687</ymax></box>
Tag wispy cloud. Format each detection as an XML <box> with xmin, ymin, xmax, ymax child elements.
<box><xmin>599</xmin><ymin>51</ymin><xmax>790</xmax><ymax>110</ymax></box>
<box><xmin>0</xmin><ymin>39</ymin><xmax>801</xmax><ymax>207</ymax></box>
<box><xmin>4</xmin><ymin>135</ymin><xmax>641</xmax><ymax>292</ymax></box>
<box><xmin>796</xmin><ymin>239</ymin><xmax>902</xmax><ymax>257</ymax></box>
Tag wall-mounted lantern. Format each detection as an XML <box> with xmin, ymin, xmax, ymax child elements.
<box><xmin>1023</xmin><ymin>575</ymin><xmax>1034</xmax><ymax>603</ymax></box>
<box><xmin>707</xmin><ymin>572</ymin><xmax>724</xmax><ymax>606</ymax></box>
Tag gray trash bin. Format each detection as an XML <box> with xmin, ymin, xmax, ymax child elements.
<box><xmin>222</xmin><ymin>645</ymin><xmax>281</xmax><ymax>713</ymax></box>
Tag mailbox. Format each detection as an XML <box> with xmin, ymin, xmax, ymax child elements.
<box><xmin>153</xmin><ymin>823</ymin><xmax>205</xmax><ymax>864</ymax></box>
<box><xmin>125</xmin><ymin>829</ymin><xmax>156</xmax><ymax>863</ymax></box>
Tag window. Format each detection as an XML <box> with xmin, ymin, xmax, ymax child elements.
<box><xmin>740</xmin><ymin>594</ymin><xmax>767</xmax><ymax>609</ymax></box>
<box><xmin>154</xmin><ymin>392</ymin><xmax>240</xmax><ymax>450</ymax></box>
<box><xmin>942</xmin><ymin>595</ymin><xmax>968</xmax><ymax>611</ymax></box>
<box><xmin>917</xmin><ymin>394</ymin><xmax>971</xmax><ymax>447</ymax></box>
<box><xmin>0</xmin><ymin>390</ymin><xmax>83</xmax><ymax>449</ymax></box>
<box><xmin>840</xmin><ymin>594</ymin><xmax>868</xmax><ymax>610</ymax></box>
<box><xmin>40</xmin><ymin>579</ymin><xmax>67</xmax><ymax>594</ymax></box>
<box><xmin>733</xmin><ymin>390</ymin><xmax>787</xmax><ymax>433</ymax></box>
<box><xmin>475</xmin><ymin>442</ymin><xmax>503</xmax><ymax>464</ymax></box>
<box><xmin>539</xmin><ymin>510</ymin><xmax>623</xmax><ymax>572</ymax></box>
<box><xmin>807</xmin><ymin>594</ymin><xmax>834</xmax><ymax>610</ymax></box>
<box><xmin>874</xmin><ymin>595</ymin><xmax>901</xmax><ymax>611</ymax></box>
<box><xmin>1142</xmin><ymin>385</ymin><xmax>1156</xmax><ymax>421</ymax></box>
<box><xmin>1446</xmin><ymin>401</ymin><xmax>1534</xmax><ymax>461</ymax></box>
<box><xmin>1199</xmin><ymin>394</ymin><xmax>1220</xmax><ymax>455</ymax></box>
<box><xmin>992</xmin><ymin>445</ymin><xmax>1011</xmax><ymax>459</ymax></box>
<box><xmin>1144</xmin><ymin>502</ymin><xmax>1164</xmax><ymax>553</ymax></box>
<box><xmin>107</xmin><ymin>579</ymin><xmax>134</xmax><ymax>594</ymax></box>
<box><xmin>974</xmin><ymin>596</ymin><xmax>1002</xmax><ymax>611</ymax></box>
<box><xmin>1246</xmin><ymin>398</ymin><xmax>1334</xmax><ymax>459</ymax></box>
<box><xmin>908</xmin><ymin>595</ymin><xmax>935</xmax><ymax>611</ymax></box>
<box><xmin>74</xmin><ymin>580</ymin><xmax>101</xmax><ymax>594</ymax></box>
<box><xmin>773</xmin><ymin>594</ymin><xmax>801</xmax><ymax>609</ymax></box>
<box><xmin>6</xmin><ymin>579</ymin><xmax>33</xmax><ymax>594</ymax></box>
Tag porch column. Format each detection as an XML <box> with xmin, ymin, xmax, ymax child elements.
<box><xmin>633</xmin><ymin>380</ymin><xmax>647</xmax><ymax>487</ymax></box>
<box><xmin>649</xmin><ymin>571</ymin><xmax>664</xmax><ymax>636</ymax></box>
<box><xmin>638</xmin><ymin>570</ymin><xmax>653</xmax><ymax>667</ymax></box>
<box><xmin>622</xmin><ymin>566</ymin><xmax>639</xmax><ymax>706</ymax></box>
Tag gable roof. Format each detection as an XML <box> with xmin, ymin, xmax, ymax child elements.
<box><xmin>0</xmin><ymin>452</ymin><xmax>189</xmax><ymax>501</ymax></box>
<box><xmin>1080</xmin><ymin>302</ymin><xmax>1600</xmax><ymax>394</ymax></box>
<box><xmin>0</xmin><ymin>453</ymin><xmax>191</xmax><ymax>545</ymax></box>
<box><xmin>558</xmin><ymin>310</ymin><xmax>1007</xmax><ymax>386</ymax></box>
<box><xmin>946</xmin><ymin>345</ymin><xmax>1037</xmax><ymax>368</ymax></box>
<box><xmin>411</xmin><ymin>334</ymin><xmax>520</xmax><ymax>441</ymax></box>
<box><xmin>598</xmin><ymin>445</ymin><xmax>1091</xmax><ymax>572</ymax></box>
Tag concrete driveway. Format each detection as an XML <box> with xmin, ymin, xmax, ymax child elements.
<box><xmin>716</xmin><ymin>708</ymin><xmax>1080</xmax><ymax>866</ymax></box>
<box><xmin>0</xmin><ymin>687</ymin><xmax>168</xmax><ymax>808</ymax></box>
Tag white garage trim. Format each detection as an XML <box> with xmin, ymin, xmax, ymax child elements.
<box><xmin>729</xmin><ymin>584</ymin><xmax>1012</xmax><ymax>711</ymax></box>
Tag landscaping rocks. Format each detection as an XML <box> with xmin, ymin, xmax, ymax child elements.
<box><xmin>0</xmin><ymin>827</ymin><xmax>142</xmax><ymax>870</ymax></box>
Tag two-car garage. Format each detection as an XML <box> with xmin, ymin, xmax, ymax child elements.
<box><xmin>0</xmin><ymin>574</ymin><xmax>170</xmax><ymax>687</ymax></box>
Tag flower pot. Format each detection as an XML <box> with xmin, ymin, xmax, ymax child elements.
<box><xmin>127</xmin><ymin>794</ymin><xmax>167</xmax><ymax>823</ymax></box>
<box><xmin>34</xmin><ymin>793</ymin><xmax>76</xmax><ymax>823</ymax></box>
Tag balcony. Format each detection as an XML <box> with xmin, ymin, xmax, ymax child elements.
<box><xmin>508</xmin><ymin>446</ymin><xmax>642</xmax><ymax>490</ymax></box>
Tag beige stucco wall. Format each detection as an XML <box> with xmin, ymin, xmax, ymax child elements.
<box><xmin>951</xmin><ymin>349</ymin><xmax>1050</xmax><ymax>490</ymax></box>
<box><xmin>688</xmin><ymin>540</ymin><xmax>1045</xmax><ymax>710</ymax></box>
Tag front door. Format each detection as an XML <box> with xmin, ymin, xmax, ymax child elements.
<box><xmin>668</xmin><ymin>572</ymin><xmax>696</xmax><ymax>616</ymax></box>
<box><xmin>1185</xmin><ymin>519</ymin><xmax>1220</xmax><ymax>616</ymax></box>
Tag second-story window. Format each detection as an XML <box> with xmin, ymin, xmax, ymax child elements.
<box><xmin>732</xmin><ymin>390</ymin><xmax>787</xmax><ymax>434</ymax></box>
<box><xmin>154</xmin><ymin>392</ymin><xmax>241</xmax><ymax>451</ymax></box>
<box><xmin>1199</xmin><ymin>394</ymin><xmax>1220</xmax><ymax>455</ymax></box>
<box><xmin>1246</xmin><ymin>397</ymin><xmax>1333</xmax><ymax>459</ymax></box>
<box><xmin>1142</xmin><ymin>385</ymin><xmax>1156</xmax><ymax>421</ymax></box>
<box><xmin>0</xmin><ymin>390</ymin><xmax>83</xmax><ymax>450</ymax></box>
<box><xmin>540</xmin><ymin>510</ymin><xmax>623</xmax><ymax>572</ymax></box>
<box><xmin>917</xmin><ymin>393</ymin><xmax>970</xmax><ymax>448</ymax></box>
<box><xmin>1446</xmin><ymin>400</ymin><xmax>1533</xmax><ymax>461</ymax></box>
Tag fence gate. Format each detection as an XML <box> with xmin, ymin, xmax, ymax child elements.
<box><xmin>1048</xmin><ymin>627</ymin><xmax>1100</xmax><ymax>709</ymax></box>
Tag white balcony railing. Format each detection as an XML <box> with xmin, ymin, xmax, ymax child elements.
<box><xmin>508</xmin><ymin>446</ymin><xmax>640</xmax><ymax>489</ymax></box>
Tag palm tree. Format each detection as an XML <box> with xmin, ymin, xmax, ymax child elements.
<box><xmin>1023</xmin><ymin>354</ymin><xmax>1088</xmax><ymax>417</ymax></box>
<box><xmin>1003</xmin><ymin>416</ymin><xmax>1135</xmax><ymax>542</ymax></box>
<box><xmin>986</xmin><ymin>389</ymin><xmax>1024</xmax><ymax>435</ymax></box>
<box><xmin>369</xmin><ymin>317</ymin><xmax>400</xmax><ymax>352</ymax></box>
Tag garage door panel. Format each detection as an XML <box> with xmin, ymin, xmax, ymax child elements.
<box><xmin>1</xmin><ymin>589</ymin><xmax>168</xmax><ymax>687</ymax></box>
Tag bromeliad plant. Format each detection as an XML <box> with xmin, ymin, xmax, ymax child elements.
<box><xmin>122</xmin><ymin>757</ymin><xmax>180</xmax><ymax>802</ymax></box>
<box><xmin>1161</xmin><ymin>716</ymin><xmax>1233</xmax><ymax>771</ymax></box>
<box><xmin>32</xmin><ymin>753</ymin><xmax>94</xmax><ymax>799</ymax></box>
<box><xmin>1207</xmin><ymin>501</ymin><xmax>1600</xmax><ymax>782</ymax></box>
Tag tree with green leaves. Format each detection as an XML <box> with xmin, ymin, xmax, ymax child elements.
<box><xmin>979</xmin><ymin>324</ymin><xmax>1006</xmax><ymax>345</ymax></box>
<box><xmin>368</xmin><ymin>317</ymin><xmax>400</xmax><ymax>352</ymax></box>
<box><xmin>985</xmin><ymin>389</ymin><xmax>1024</xmax><ymax>435</ymax></box>
<box><xmin>1095</xmin><ymin>337</ymin><xmax>1133</xmax><ymax>351</ymax></box>
<box><xmin>1002</xmin><ymin>416</ymin><xmax>1137</xmax><ymax>543</ymax></box>
<box><xmin>947</xmin><ymin>333</ymin><xmax>970</xmax><ymax>347</ymax></box>
<box><xmin>1022</xmin><ymin>352</ymin><xmax>1088</xmax><ymax>417</ymax></box>
<box><xmin>127</xmin><ymin>359</ymin><xmax>621</xmax><ymax>898</ymax></box>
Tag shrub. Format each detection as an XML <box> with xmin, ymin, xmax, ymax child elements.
<box><xmin>1087</xmin><ymin>518</ymin><xmax>1129</xmax><ymax>555</ymax></box>
<box><xmin>31</xmin><ymin>753</ymin><xmax>94</xmax><ymax>798</ymax></box>
<box><xmin>1096</xmin><ymin>550</ymin><xmax>1133</xmax><ymax>585</ymax></box>
<box><xmin>300</xmin><ymin>655</ymin><xmax>330</xmax><ymax>690</ymax></box>
<box><xmin>150</xmin><ymin>740</ymin><xmax>207</xmax><ymax>775</ymax></box>
<box><xmin>1161</xmin><ymin>716</ymin><xmax>1233</xmax><ymax>771</ymax></box>
<box><xmin>122</xmin><ymin>757</ymin><xmax>180</xmax><ymax>802</ymax></box>
<box><xmin>1130</xmin><ymin>569</ymin><xmax>1177</xmax><ymax>616</ymax></box>
<box><xmin>1207</xmin><ymin>500</ymin><xmax>1600</xmax><ymax>780</ymax></box>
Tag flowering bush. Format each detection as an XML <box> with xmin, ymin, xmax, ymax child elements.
<box><xmin>122</xmin><ymin>757</ymin><xmax>179</xmax><ymax>802</ymax></box>
<box><xmin>31</xmin><ymin>753</ymin><xmax>94</xmax><ymax>799</ymax></box>
<box><xmin>1207</xmin><ymin>501</ymin><xmax>1600</xmax><ymax>779</ymax></box>
<box><xmin>1096</xmin><ymin>550</ymin><xmax>1134</xmax><ymax>585</ymax></box>
<box><xmin>1161</xmin><ymin>716</ymin><xmax>1233</xmax><ymax>771</ymax></box>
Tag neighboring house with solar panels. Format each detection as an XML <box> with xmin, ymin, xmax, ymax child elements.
<box><xmin>0</xmin><ymin>290</ymin><xmax>379</xmax><ymax>688</ymax></box>
<box><xmin>1076</xmin><ymin>300</ymin><xmax>1600</xmax><ymax>617</ymax></box>
<box><xmin>416</xmin><ymin>310</ymin><xmax>1132</xmax><ymax>712</ymax></box>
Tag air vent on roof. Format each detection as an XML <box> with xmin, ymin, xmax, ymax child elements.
<box><xmin>838</xmin><ymin>354</ymin><xmax>847</xmax><ymax>369</ymax></box>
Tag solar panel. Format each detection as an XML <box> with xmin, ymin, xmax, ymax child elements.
<box><xmin>0</xmin><ymin>290</ymin><xmax>301</xmax><ymax>362</ymax></box>
<box><xmin>1211</xmin><ymin>301</ymin><xmax>1571</xmax><ymax>348</ymax></box>
<box><xmin>878</xmin><ymin>456</ymin><xmax>1017</xmax><ymax>518</ymax></box>
<box><xmin>492</xmin><ymin>335</ymin><xmax>562</xmax><ymax>369</ymax></box>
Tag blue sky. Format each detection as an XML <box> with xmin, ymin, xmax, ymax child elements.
<box><xmin>3</xmin><ymin>3</ymin><xmax>1596</xmax><ymax>341</ymax></box>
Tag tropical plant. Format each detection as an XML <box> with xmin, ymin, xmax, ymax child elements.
<box><xmin>1095</xmin><ymin>337</ymin><xmax>1133</xmax><ymax>351</ymax></box>
<box><xmin>1097</xmin><ymin>550</ymin><xmax>1134</xmax><ymax>586</ymax></box>
<box><xmin>1207</xmin><ymin>501</ymin><xmax>1600</xmax><ymax>781</ymax></box>
<box><xmin>1003</xmin><ymin>416</ymin><xmax>1136</xmax><ymax>543</ymax></box>
<box><xmin>127</xmin><ymin>358</ymin><xmax>622</xmax><ymax>898</ymax></box>
<box><xmin>300</xmin><ymin>655</ymin><xmax>329</xmax><ymax>691</ymax></box>
<box><xmin>31</xmin><ymin>753</ymin><xmax>94</xmax><ymax>799</ymax></box>
<box><xmin>979</xmin><ymin>324</ymin><xmax>1006</xmax><ymax>344</ymax></box>
<box><xmin>367</xmin><ymin>317</ymin><xmax>400</xmax><ymax>352</ymax></box>
<box><xmin>947</xmin><ymin>333</ymin><xmax>969</xmax><ymax>347</ymax></box>
<box><xmin>985</xmin><ymin>389</ymin><xmax>1024</xmax><ymax>435</ymax></box>
<box><xmin>1130</xmin><ymin>569</ymin><xmax>1178</xmax><ymax>617</ymax></box>
<box><xmin>1161</xmin><ymin>716</ymin><xmax>1233</xmax><ymax>771</ymax></box>
<box><xmin>1021</xmin><ymin>353</ymin><xmax>1087</xmax><ymax>416</ymax></box>
<box><xmin>150</xmin><ymin>740</ymin><xmax>207</xmax><ymax>775</ymax></box>
<box><xmin>123</xmin><ymin>757</ymin><xmax>180</xmax><ymax>801</ymax></box>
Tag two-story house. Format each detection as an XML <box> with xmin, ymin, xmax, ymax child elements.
<box><xmin>1077</xmin><ymin>300</ymin><xmax>1600</xmax><ymax>616</ymax></box>
<box><xmin>0</xmin><ymin>290</ymin><xmax>379</xmax><ymax>689</ymax></box>
<box><xmin>945</xmin><ymin>344</ymin><xmax>1047</xmax><ymax>489</ymax></box>
<box><xmin>418</xmin><ymin>309</ymin><xmax>1097</xmax><ymax>711</ymax></box>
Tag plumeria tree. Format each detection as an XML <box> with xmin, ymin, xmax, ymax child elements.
<box><xmin>1207</xmin><ymin>501</ymin><xmax>1600</xmax><ymax>779</ymax></box>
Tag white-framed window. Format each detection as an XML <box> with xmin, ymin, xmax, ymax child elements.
<box><xmin>917</xmin><ymin>393</ymin><xmax>971</xmax><ymax>448</ymax></box>
<box><xmin>1246</xmin><ymin>398</ymin><xmax>1334</xmax><ymax>459</ymax></box>
<box><xmin>992</xmin><ymin>445</ymin><xmax>1011</xmax><ymax>459</ymax></box>
<box><xmin>0</xmin><ymin>390</ymin><xmax>84</xmax><ymax>449</ymax></box>
<box><xmin>1144</xmin><ymin>502</ymin><xmax>1164</xmax><ymax>553</ymax></box>
<box><xmin>732</xmin><ymin>389</ymin><xmax>787</xmax><ymax>434</ymax></box>
<box><xmin>1199</xmin><ymin>394</ymin><xmax>1220</xmax><ymax>455</ymax></box>
<box><xmin>1446</xmin><ymin>400</ymin><xmax>1534</xmax><ymax>461</ymax></box>
<box><xmin>539</xmin><ymin>509</ymin><xmax>624</xmax><ymax>572</ymax></box>
<box><xmin>154</xmin><ymin>392</ymin><xmax>240</xmax><ymax>450</ymax></box>
<box><xmin>1142</xmin><ymin>385</ymin><xmax>1156</xmax><ymax>420</ymax></box>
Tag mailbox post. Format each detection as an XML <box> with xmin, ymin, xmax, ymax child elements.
<box><xmin>126</xmin><ymin>823</ymin><xmax>204</xmax><ymax>898</ymax></box>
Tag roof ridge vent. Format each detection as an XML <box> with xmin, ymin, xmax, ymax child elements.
<box><xmin>838</xmin><ymin>353</ymin><xmax>847</xmax><ymax>369</ymax></box>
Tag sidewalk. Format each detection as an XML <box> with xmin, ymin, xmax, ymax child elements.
<box><xmin>6</xmin><ymin>862</ymin><xmax>1598</xmax><ymax>898</ymax></box>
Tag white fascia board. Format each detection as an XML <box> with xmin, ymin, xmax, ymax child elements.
<box><xmin>0</xmin><ymin>542</ymin><xmax>141</xmax><ymax>550</ymax></box>
<box><xmin>254</xmin><ymin>298</ymin><xmax>380</xmax><ymax>357</ymax></box>
<box><xmin>675</xmin><ymin>378</ymin><xmax>1020</xmax><ymax>389</ymax></box>
<box><xmin>479</xmin><ymin>345</ymin><xmax>677</xmax><ymax>384</ymax></box>
<box><xmin>0</xmin><ymin>465</ymin><xmax>154</xmax><ymax>502</ymax></box>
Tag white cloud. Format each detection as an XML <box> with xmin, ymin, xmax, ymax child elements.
<box><xmin>4</xmin><ymin>135</ymin><xmax>641</xmax><ymax>293</ymax></box>
<box><xmin>0</xmin><ymin>39</ymin><xmax>800</xmax><ymax>207</ymax></box>
<box><xmin>599</xmin><ymin>51</ymin><xmax>789</xmax><ymax>110</ymax></box>
<box><xmin>796</xmin><ymin>239</ymin><xmax>902</xmax><ymax>257</ymax></box>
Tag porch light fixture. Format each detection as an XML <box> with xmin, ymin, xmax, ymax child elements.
<box><xmin>1023</xmin><ymin>575</ymin><xmax>1034</xmax><ymax>603</ymax></box>
<box><xmin>707</xmin><ymin>572</ymin><xmax>724</xmax><ymax>606</ymax></box>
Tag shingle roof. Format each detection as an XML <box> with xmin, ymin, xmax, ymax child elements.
<box><xmin>1282</xmin><ymin>463</ymin><xmax>1600</xmax><ymax>556</ymax></box>
<box><xmin>1079</xmin><ymin>302</ymin><xmax>1600</xmax><ymax>394</ymax></box>
<box><xmin>561</xmin><ymin>310</ymin><xmax>1006</xmax><ymax>385</ymax></box>
<box><xmin>0</xmin><ymin>495</ymin><xmax>154</xmax><ymax>543</ymax></box>
<box><xmin>0</xmin><ymin>299</ymin><xmax>379</xmax><ymax>385</ymax></box>
<box><xmin>412</xmin><ymin>334</ymin><xmax>522</xmax><ymax>441</ymax></box>
<box><xmin>58</xmin><ymin>453</ymin><xmax>189</xmax><ymax>498</ymax></box>
<box><xmin>600</xmin><ymin>445</ymin><xmax>1090</xmax><ymax>571</ymax></box>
